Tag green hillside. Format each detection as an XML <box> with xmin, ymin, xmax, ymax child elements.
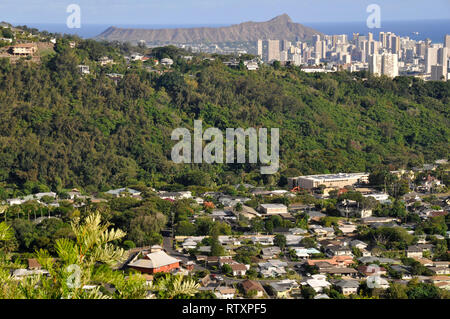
<box><xmin>0</xmin><ymin>38</ymin><xmax>449</xmax><ymax>196</ymax></box>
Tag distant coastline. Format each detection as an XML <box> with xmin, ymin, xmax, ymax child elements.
<box><xmin>18</xmin><ymin>19</ymin><xmax>450</xmax><ymax>43</ymax></box>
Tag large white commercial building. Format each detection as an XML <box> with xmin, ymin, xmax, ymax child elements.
<box><xmin>288</xmin><ymin>173</ymin><xmax>369</xmax><ymax>190</ymax></box>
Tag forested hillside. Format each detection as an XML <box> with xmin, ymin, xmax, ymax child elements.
<box><xmin>0</xmin><ymin>38</ymin><xmax>449</xmax><ymax>197</ymax></box>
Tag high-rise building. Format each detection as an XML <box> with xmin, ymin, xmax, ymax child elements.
<box><xmin>379</xmin><ymin>32</ymin><xmax>386</xmax><ymax>48</ymax></box>
<box><xmin>257</xmin><ymin>39</ymin><xmax>263</xmax><ymax>58</ymax></box>
<box><xmin>445</xmin><ymin>34</ymin><xmax>450</xmax><ymax>48</ymax></box>
<box><xmin>369</xmin><ymin>40</ymin><xmax>379</xmax><ymax>55</ymax></box>
<box><xmin>291</xmin><ymin>53</ymin><xmax>302</xmax><ymax>66</ymax></box>
<box><xmin>312</xmin><ymin>34</ymin><xmax>321</xmax><ymax>44</ymax></box>
<box><xmin>382</xmin><ymin>53</ymin><xmax>399</xmax><ymax>77</ymax></box>
<box><xmin>280</xmin><ymin>50</ymin><xmax>288</xmax><ymax>62</ymax></box>
<box><xmin>369</xmin><ymin>53</ymin><xmax>398</xmax><ymax>77</ymax></box>
<box><xmin>425</xmin><ymin>47</ymin><xmax>439</xmax><ymax>73</ymax></box>
<box><xmin>369</xmin><ymin>54</ymin><xmax>382</xmax><ymax>75</ymax></box>
<box><xmin>431</xmin><ymin>65</ymin><xmax>445</xmax><ymax>81</ymax></box>
<box><xmin>267</xmin><ymin>39</ymin><xmax>280</xmax><ymax>62</ymax></box>
<box><xmin>281</xmin><ymin>40</ymin><xmax>291</xmax><ymax>52</ymax></box>
<box><xmin>391</xmin><ymin>36</ymin><xmax>400</xmax><ymax>54</ymax></box>
<box><xmin>321</xmin><ymin>41</ymin><xmax>328</xmax><ymax>60</ymax></box>
<box><xmin>416</xmin><ymin>42</ymin><xmax>427</xmax><ymax>57</ymax></box>
<box><xmin>314</xmin><ymin>40</ymin><xmax>323</xmax><ymax>59</ymax></box>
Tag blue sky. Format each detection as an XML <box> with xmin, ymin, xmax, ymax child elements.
<box><xmin>1</xmin><ymin>0</ymin><xmax>449</xmax><ymax>25</ymax></box>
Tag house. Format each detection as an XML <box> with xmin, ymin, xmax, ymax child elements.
<box><xmin>269</xmin><ymin>279</ymin><xmax>300</xmax><ymax>298</ymax></box>
<box><xmin>250</xmin><ymin>235</ymin><xmax>274</xmax><ymax>246</ymax></box>
<box><xmin>260</xmin><ymin>247</ymin><xmax>281</xmax><ymax>259</ymax></box>
<box><xmin>9</xmin><ymin>43</ymin><xmax>37</xmax><ymax>56</ymax></box>
<box><xmin>218</xmin><ymin>236</ymin><xmax>241</xmax><ymax>247</ymax></box>
<box><xmin>130</xmin><ymin>53</ymin><xmax>144</xmax><ymax>61</ymax></box>
<box><xmin>350</xmin><ymin>240</ymin><xmax>368</xmax><ymax>250</ymax></box>
<box><xmin>412</xmin><ymin>257</ymin><xmax>433</xmax><ymax>267</ymax></box>
<box><xmin>230</xmin><ymin>263</ymin><xmax>247</xmax><ymax>276</ymax></box>
<box><xmin>259</xmin><ymin>204</ymin><xmax>288</xmax><ymax>215</ymax></box>
<box><xmin>214</xmin><ymin>286</ymin><xmax>236</xmax><ymax>299</ymax></box>
<box><xmin>289</xmin><ymin>228</ymin><xmax>308</xmax><ymax>235</ymax></box>
<box><xmin>158</xmin><ymin>191</ymin><xmax>192</xmax><ymax>200</ymax></box>
<box><xmin>106</xmin><ymin>188</ymin><xmax>141</xmax><ymax>198</ymax></box>
<box><xmin>292</xmin><ymin>247</ymin><xmax>321</xmax><ymax>258</ymax></box>
<box><xmin>334</xmin><ymin>279</ymin><xmax>359</xmax><ymax>295</ymax></box>
<box><xmin>339</xmin><ymin>223</ymin><xmax>357</xmax><ymax>234</ymax></box>
<box><xmin>77</xmin><ymin>65</ymin><xmax>90</xmax><ymax>75</ymax></box>
<box><xmin>358</xmin><ymin>256</ymin><xmax>398</xmax><ymax>265</ymax></box>
<box><xmin>325</xmin><ymin>245</ymin><xmax>353</xmax><ymax>257</ymax></box>
<box><xmin>211</xmin><ymin>209</ymin><xmax>236</xmax><ymax>221</ymax></box>
<box><xmin>303</xmin><ymin>274</ymin><xmax>331</xmax><ymax>292</ymax></box>
<box><xmin>433</xmin><ymin>261</ymin><xmax>450</xmax><ymax>268</ymax></box>
<box><xmin>428</xmin><ymin>267</ymin><xmax>450</xmax><ymax>275</ymax></box>
<box><xmin>160</xmin><ymin>58</ymin><xmax>174</xmax><ymax>66</ymax></box>
<box><xmin>286</xmin><ymin>235</ymin><xmax>303</xmax><ymax>246</ymax></box>
<box><xmin>337</xmin><ymin>199</ymin><xmax>372</xmax><ymax>218</ymax></box>
<box><xmin>357</xmin><ymin>265</ymin><xmax>387</xmax><ymax>277</ymax></box>
<box><xmin>98</xmin><ymin>56</ymin><xmax>114</xmax><ymax>66</ymax></box>
<box><xmin>245</xmin><ymin>61</ymin><xmax>259</xmax><ymax>71</ymax></box>
<box><xmin>106</xmin><ymin>73</ymin><xmax>124</xmax><ymax>83</ymax></box>
<box><xmin>218</xmin><ymin>256</ymin><xmax>236</xmax><ymax>267</ymax></box>
<box><xmin>366</xmin><ymin>276</ymin><xmax>390</xmax><ymax>290</ymax></box>
<box><xmin>391</xmin><ymin>265</ymin><xmax>412</xmax><ymax>280</ymax></box>
<box><xmin>258</xmin><ymin>260</ymin><xmax>287</xmax><ymax>277</ymax></box>
<box><xmin>307</xmin><ymin>255</ymin><xmax>354</xmax><ymax>268</ymax></box>
<box><xmin>6</xmin><ymin>192</ymin><xmax>57</xmax><ymax>206</ymax></box>
<box><xmin>239</xmin><ymin>205</ymin><xmax>261</xmax><ymax>219</ymax></box>
<box><xmin>241</xmin><ymin>280</ymin><xmax>265</xmax><ymax>298</ymax></box>
<box><xmin>206</xmin><ymin>256</ymin><xmax>219</xmax><ymax>266</ymax></box>
<box><xmin>310</xmin><ymin>225</ymin><xmax>335</xmax><ymax>238</ymax></box>
<box><xmin>127</xmin><ymin>251</ymin><xmax>180</xmax><ymax>274</ymax></box>
<box><xmin>320</xmin><ymin>267</ymin><xmax>359</xmax><ymax>277</ymax></box>
<box><xmin>428</xmin><ymin>276</ymin><xmax>450</xmax><ymax>285</ymax></box>
<box><xmin>361</xmin><ymin>217</ymin><xmax>398</xmax><ymax>224</ymax></box>
<box><xmin>406</xmin><ymin>245</ymin><xmax>423</xmax><ymax>258</ymax></box>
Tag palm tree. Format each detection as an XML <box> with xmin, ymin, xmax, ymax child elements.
<box><xmin>0</xmin><ymin>222</ymin><xmax>13</xmax><ymax>242</ymax></box>
<box><xmin>0</xmin><ymin>211</ymin><xmax>149</xmax><ymax>299</ymax></box>
<box><xmin>153</xmin><ymin>274</ymin><xmax>200</xmax><ymax>299</ymax></box>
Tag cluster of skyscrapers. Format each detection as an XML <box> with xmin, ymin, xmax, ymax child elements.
<box><xmin>256</xmin><ymin>33</ymin><xmax>450</xmax><ymax>80</ymax></box>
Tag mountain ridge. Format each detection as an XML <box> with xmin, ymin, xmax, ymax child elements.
<box><xmin>96</xmin><ymin>14</ymin><xmax>323</xmax><ymax>43</ymax></box>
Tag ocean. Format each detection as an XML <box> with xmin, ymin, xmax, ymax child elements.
<box><xmin>24</xmin><ymin>19</ymin><xmax>450</xmax><ymax>43</ymax></box>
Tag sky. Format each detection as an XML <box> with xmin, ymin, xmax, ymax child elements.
<box><xmin>1</xmin><ymin>0</ymin><xmax>449</xmax><ymax>25</ymax></box>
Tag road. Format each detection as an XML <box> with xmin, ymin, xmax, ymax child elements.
<box><xmin>162</xmin><ymin>230</ymin><xmax>208</xmax><ymax>272</ymax></box>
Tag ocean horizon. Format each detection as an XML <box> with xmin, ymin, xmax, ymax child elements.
<box><xmin>19</xmin><ymin>19</ymin><xmax>450</xmax><ymax>43</ymax></box>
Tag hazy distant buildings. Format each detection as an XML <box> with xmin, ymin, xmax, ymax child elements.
<box><xmin>248</xmin><ymin>31</ymin><xmax>447</xmax><ymax>80</ymax></box>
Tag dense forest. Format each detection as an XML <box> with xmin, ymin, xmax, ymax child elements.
<box><xmin>0</xmin><ymin>37</ymin><xmax>449</xmax><ymax>197</ymax></box>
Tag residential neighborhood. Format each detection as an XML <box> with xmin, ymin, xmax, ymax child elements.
<box><xmin>2</xmin><ymin>162</ymin><xmax>449</xmax><ymax>299</ymax></box>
